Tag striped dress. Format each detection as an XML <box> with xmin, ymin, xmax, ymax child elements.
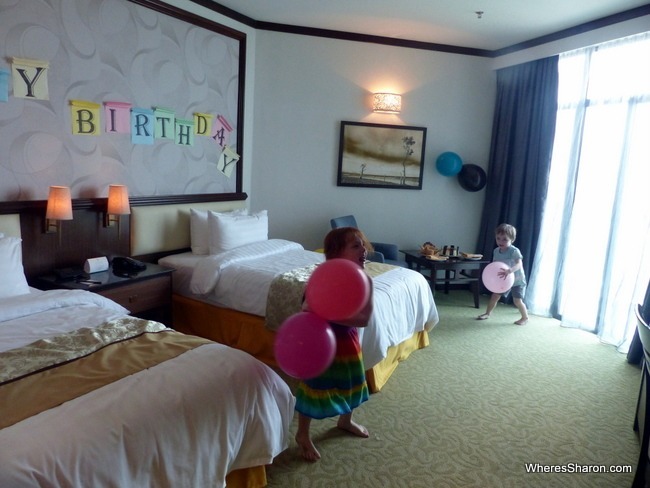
<box><xmin>294</xmin><ymin>323</ymin><xmax>369</xmax><ymax>419</ymax></box>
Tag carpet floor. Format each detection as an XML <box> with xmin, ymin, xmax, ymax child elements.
<box><xmin>266</xmin><ymin>290</ymin><xmax>641</xmax><ymax>488</ymax></box>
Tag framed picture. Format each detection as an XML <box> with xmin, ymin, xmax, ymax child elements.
<box><xmin>337</xmin><ymin>121</ymin><xmax>427</xmax><ymax>190</ymax></box>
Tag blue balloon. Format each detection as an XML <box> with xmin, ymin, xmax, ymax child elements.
<box><xmin>436</xmin><ymin>152</ymin><xmax>463</xmax><ymax>177</ymax></box>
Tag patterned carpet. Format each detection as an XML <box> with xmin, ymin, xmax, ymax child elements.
<box><xmin>266</xmin><ymin>291</ymin><xmax>641</xmax><ymax>487</ymax></box>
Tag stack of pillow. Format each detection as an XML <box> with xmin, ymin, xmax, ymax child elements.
<box><xmin>189</xmin><ymin>208</ymin><xmax>268</xmax><ymax>255</ymax></box>
<box><xmin>0</xmin><ymin>233</ymin><xmax>30</xmax><ymax>299</ymax></box>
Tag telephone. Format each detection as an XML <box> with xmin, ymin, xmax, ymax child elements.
<box><xmin>112</xmin><ymin>256</ymin><xmax>147</xmax><ymax>273</ymax></box>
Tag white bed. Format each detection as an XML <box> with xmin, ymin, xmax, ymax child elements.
<box><xmin>129</xmin><ymin>203</ymin><xmax>439</xmax><ymax>392</ymax></box>
<box><xmin>159</xmin><ymin>239</ymin><xmax>440</xmax><ymax>370</ymax></box>
<box><xmin>0</xmin><ymin>215</ymin><xmax>296</xmax><ymax>488</ymax></box>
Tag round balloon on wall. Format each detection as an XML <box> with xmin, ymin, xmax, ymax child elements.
<box><xmin>457</xmin><ymin>164</ymin><xmax>487</xmax><ymax>192</ymax></box>
<box><xmin>305</xmin><ymin>258</ymin><xmax>370</xmax><ymax>322</ymax></box>
<box><xmin>274</xmin><ymin>312</ymin><xmax>336</xmax><ymax>379</ymax></box>
<box><xmin>435</xmin><ymin>152</ymin><xmax>463</xmax><ymax>177</ymax></box>
<box><xmin>482</xmin><ymin>262</ymin><xmax>515</xmax><ymax>294</ymax></box>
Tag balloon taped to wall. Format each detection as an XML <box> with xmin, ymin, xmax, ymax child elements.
<box><xmin>457</xmin><ymin>164</ymin><xmax>487</xmax><ymax>192</ymax></box>
<box><xmin>435</xmin><ymin>152</ymin><xmax>463</xmax><ymax>177</ymax></box>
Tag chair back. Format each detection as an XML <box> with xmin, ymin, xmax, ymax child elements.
<box><xmin>633</xmin><ymin>303</ymin><xmax>650</xmax><ymax>487</ymax></box>
<box><xmin>637</xmin><ymin>304</ymin><xmax>650</xmax><ymax>364</ymax></box>
<box><xmin>330</xmin><ymin>215</ymin><xmax>358</xmax><ymax>229</ymax></box>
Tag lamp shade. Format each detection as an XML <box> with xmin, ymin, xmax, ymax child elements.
<box><xmin>373</xmin><ymin>93</ymin><xmax>402</xmax><ymax>113</ymax></box>
<box><xmin>107</xmin><ymin>185</ymin><xmax>130</xmax><ymax>215</ymax></box>
<box><xmin>45</xmin><ymin>186</ymin><xmax>73</xmax><ymax>220</ymax></box>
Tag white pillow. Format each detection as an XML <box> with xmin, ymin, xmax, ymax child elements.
<box><xmin>0</xmin><ymin>237</ymin><xmax>30</xmax><ymax>299</ymax></box>
<box><xmin>190</xmin><ymin>208</ymin><xmax>247</xmax><ymax>255</ymax></box>
<box><xmin>208</xmin><ymin>210</ymin><xmax>268</xmax><ymax>254</ymax></box>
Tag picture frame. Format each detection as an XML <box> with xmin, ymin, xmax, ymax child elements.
<box><xmin>337</xmin><ymin>121</ymin><xmax>427</xmax><ymax>190</ymax></box>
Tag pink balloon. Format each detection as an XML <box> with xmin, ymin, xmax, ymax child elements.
<box><xmin>482</xmin><ymin>261</ymin><xmax>515</xmax><ymax>294</ymax></box>
<box><xmin>305</xmin><ymin>259</ymin><xmax>370</xmax><ymax>322</ymax></box>
<box><xmin>274</xmin><ymin>312</ymin><xmax>336</xmax><ymax>379</ymax></box>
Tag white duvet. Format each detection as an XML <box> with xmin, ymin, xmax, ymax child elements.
<box><xmin>161</xmin><ymin>239</ymin><xmax>440</xmax><ymax>369</ymax></box>
<box><xmin>0</xmin><ymin>289</ymin><xmax>296</xmax><ymax>488</ymax></box>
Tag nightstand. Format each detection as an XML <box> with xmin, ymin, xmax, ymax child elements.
<box><xmin>31</xmin><ymin>263</ymin><xmax>175</xmax><ymax>326</ymax></box>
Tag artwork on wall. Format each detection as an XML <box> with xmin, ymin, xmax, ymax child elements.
<box><xmin>0</xmin><ymin>0</ymin><xmax>245</xmax><ymax>202</ymax></box>
<box><xmin>337</xmin><ymin>121</ymin><xmax>427</xmax><ymax>190</ymax></box>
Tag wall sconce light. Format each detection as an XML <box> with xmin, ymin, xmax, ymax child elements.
<box><xmin>105</xmin><ymin>184</ymin><xmax>130</xmax><ymax>229</ymax></box>
<box><xmin>45</xmin><ymin>186</ymin><xmax>73</xmax><ymax>234</ymax></box>
<box><xmin>372</xmin><ymin>93</ymin><xmax>402</xmax><ymax>114</ymax></box>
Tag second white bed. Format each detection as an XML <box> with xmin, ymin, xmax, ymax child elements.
<box><xmin>159</xmin><ymin>239</ymin><xmax>439</xmax><ymax>370</ymax></box>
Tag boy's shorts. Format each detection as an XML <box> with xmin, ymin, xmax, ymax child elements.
<box><xmin>505</xmin><ymin>284</ymin><xmax>526</xmax><ymax>300</ymax></box>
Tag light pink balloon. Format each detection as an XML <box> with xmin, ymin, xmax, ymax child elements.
<box><xmin>305</xmin><ymin>258</ymin><xmax>370</xmax><ymax>322</ymax></box>
<box><xmin>274</xmin><ymin>312</ymin><xmax>336</xmax><ymax>379</ymax></box>
<box><xmin>482</xmin><ymin>261</ymin><xmax>515</xmax><ymax>294</ymax></box>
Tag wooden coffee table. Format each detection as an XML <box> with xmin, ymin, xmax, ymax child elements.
<box><xmin>401</xmin><ymin>250</ymin><xmax>489</xmax><ymax>308</ymax></box>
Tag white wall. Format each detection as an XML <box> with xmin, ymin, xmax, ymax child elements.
<box><xmin>164</xmin><ymin>2</ymin><xmax>649</xmax><ymax>256</ymax></box>
<box><xmin>250</xmin><ymin>32</ymin><xmax>496</xmax><ymax>252</ymax></box>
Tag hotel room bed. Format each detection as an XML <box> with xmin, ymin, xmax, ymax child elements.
<box><xmin>129</xmin><ymin>203</ymin><xmax>439</xmax><ymax>392</ymax></box>
<box><xmin>0</xmin><ymin>215</ymin><xmax>296</xmax><ymax>488</ymax></box>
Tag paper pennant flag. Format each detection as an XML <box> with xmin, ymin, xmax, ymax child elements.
<box><xmin>212</xmin><ymin>114</ymin><xmax>233</xmax><ymax>148</ymax></box>
<box><xmin>154</xmin><ymin>107</ymin><xmax>175</xmax><ymax>140</ymax></box>
<box><xmin>70</xmin><ymin>100</ymin><xmax>101</xmax><ymax>135</ymax></box>
<box><xmin>12</xmin><ymin>57</ymin><xmax>49</xmax><ymax>100</ymax></box>
<box><xmin>0</xmin><ymin>69</ymin><xmax>9</xmax><ymax>102</ymax></box>
<box><xmin>194</xmin><ymin>112</ymin><xmax>213</xmax><ymax>136</ymax></box>
<box><xmin>217</xmin><ymin>146</ymin><xmax>240</xmax><ymax>177</ymax></box>
<box><xmin>131</xmin><ymin>108</ymin><xmax>155</xmax><ymax>144</ymax></box>
<box><xmin>104</xmin><ymin>101</ymin><xmax>132</xmax><ymax>134</ymax></box>
<box><xmin>175</xmin><ymin>118</ymin><xmax>194</xmax><ymax>146</ymax></box>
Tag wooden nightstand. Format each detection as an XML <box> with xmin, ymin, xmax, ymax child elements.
<box><xmin>31</xmin><ymin>263</ymin><xmax>175</xmax><ymax>326</ymax></box>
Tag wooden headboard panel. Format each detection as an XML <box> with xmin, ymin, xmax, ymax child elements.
<box><xmin>130</xmin><ymin>201</ymin><xmax>247</xmax><ymax>258</ymax></box>
<box><xmin>0</xmin><ymin>214</ymin><xmax>21</xmax><ymax>238</ymax></box>
<box><xmin>0</xmin><ymin>193</ymin><xmax>247</xmax><ymax>277</ymax></box>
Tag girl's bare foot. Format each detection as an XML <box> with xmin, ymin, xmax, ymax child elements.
<box><xmin>337</xmin><ymin>418</ymin><xmax>369</xmax><ymax>438</ymax></box>
<box><xmin>295</xmin><ymin>433</ymin><xmax>321</xmax><ymax>462</ymax></box>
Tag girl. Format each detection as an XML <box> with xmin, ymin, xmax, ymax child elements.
<box><xmin>294</xmin><ymin>227</ymin><xmax>374</xmax><ymax>461</ymax></box>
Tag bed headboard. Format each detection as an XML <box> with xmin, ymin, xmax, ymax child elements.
<box><xmin>130</xmin><ymin>201</ymin><xmax>247</xmax><ymax>257</ymax></box>
<box><xmin>0</xmin><ymin>214</ymin><xmax>21</xmax><ymax>238</ymax></box>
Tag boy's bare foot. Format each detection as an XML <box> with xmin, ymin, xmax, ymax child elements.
<box><xmin>337</xmin><ymin>418</ymin><xmax>369</xmax><ymax>438</ymax></box>
<box><xmin>295</xmin><ymin>433</ymin><xmax>321</xmax><ymax>462</ymax></box>
<box><xmin>477</xmin><ymin>313</ymin><xmax>490</xmax><ymax>320</ymax></box>
<box><xmin>515</xmin><ymin>318</ymin><xmax>528</xmax><ymax>325</ymax></box>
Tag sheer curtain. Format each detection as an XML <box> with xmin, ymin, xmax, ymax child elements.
<box><xmin>527</xmin><ymin>32</ymin><xmax>650</xmax><ymax>351</ymax></box>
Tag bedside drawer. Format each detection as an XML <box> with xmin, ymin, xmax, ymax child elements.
<box><xmin>97</xmin><ymin>275</ymin><xmax>170</xmax><ymax>314</ymax></box>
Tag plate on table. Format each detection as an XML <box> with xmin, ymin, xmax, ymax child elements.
<box><xmin>461</xmin><ymin>254</ymin><xmax>483</xmax><ymax>261</ymax></box>
<box><xmin>425</xmin><ymin>255</ymin><xmax>448</xmax><ymax>261</ymax></box>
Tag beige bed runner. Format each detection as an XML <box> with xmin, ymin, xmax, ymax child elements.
<box><xmin>265</xmin><ymin>261</ymin><xmax>396</xmax><ymax>331</ymax></box>
<box><xmin>0</xmin><ymin>317</ymin><xmax>212</xmax><ymax>429</ymax></box>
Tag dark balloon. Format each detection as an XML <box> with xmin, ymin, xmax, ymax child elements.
<box><xmin>457</xmin><ymin>164</ymin><xmax>487</xmax><ymax>192</ymax></box>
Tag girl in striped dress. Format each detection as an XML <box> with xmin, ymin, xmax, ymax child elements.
<box><xmin>294</xmin><ymin>227</ymin><xmax>374</xmax><ymax>461</ymax></box>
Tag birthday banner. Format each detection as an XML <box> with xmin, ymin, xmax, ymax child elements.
<box><xmin>3</xmin><ymin>57</ymin><xmax>235</xmax><ymax>157</ymax></box>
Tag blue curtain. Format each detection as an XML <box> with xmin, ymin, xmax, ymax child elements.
<box><xmin>476</xmin><ymin>56</ymin><xmax>559</xmax><ymax>288</ymax></box>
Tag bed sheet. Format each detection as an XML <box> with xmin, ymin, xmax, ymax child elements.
<box><xmin>159</xmin><ymin>240</ymin><xmax>439</xmax><ymax>369</ymax></box>
<box><xmin>0</xmin><ymin>289</ymin><xmax>295</xmax><ymax>488</ymax></box>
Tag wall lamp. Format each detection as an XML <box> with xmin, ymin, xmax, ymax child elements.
<box><xmin>372</xmin><ymin>93</ymin><xmax>402</xmax><ymax>114</ymax></box>
<box><xmin>105</xmin><ymin>184</ymin><xmax>130</xmax><ymax>230</ymax></box>
<box><xmin>45</xmin><ymin>186</ymin><xmax>73</xmax><ymax>234</ymax></box>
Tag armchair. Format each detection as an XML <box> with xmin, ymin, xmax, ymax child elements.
<box><xmin>329</xmin><ymin>215</ymin><xmax>406</xmax><ymax>267</ymax></box>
